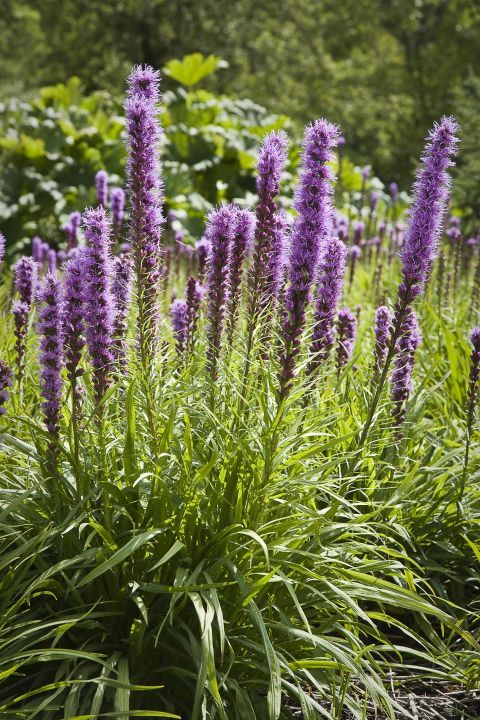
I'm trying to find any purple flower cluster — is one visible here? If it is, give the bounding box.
[12,301,29,382]
[0,359,13,415]
[14,256,38,306]
[373,305,393,373]
[170,299,188,355]
[95,170,109,207]
[37,273,64,437]
[185,275,204,351]
[399,117,459,302]
[205,205,235,378]
[336,308,357,372]
[0,232,5,269]
[195,238,210,282]
[111,187,126,242]
[125,65,164,354]
[227,208,255,339]
[83,207,116,401]
[279,119,339,397]
[64,211,82,249]
[63,252,86,395]
[309,236,347,372]
[391,307,421,427]
[112,254,133,367]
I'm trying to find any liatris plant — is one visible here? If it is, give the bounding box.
[308,235,347,374]
[125,64,164,363]
[37,272,64,455]
[32,236,42,264]
[83,207,116,403]
[391,307,421,432]
[0,232,5,269]
[373,305,393,376]
[112,254,133,368]
[14,256,38,306]
[336,307,357,373]
[170,299,188,355]
[185,275,204,353]
[64,211,82,249]
[278,119,339,399]
[111,187,126,242]
[226,208,255,342]
[12,301,29,383]
[266,209,290,307]
[63,252,86,412]
[47,249,57,273]
[0,359,13,415]
[205,204,235,380]
[95,169,109,207]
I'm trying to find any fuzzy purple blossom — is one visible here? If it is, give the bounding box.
[278,119,339,397]
[82,207,116,401]
[47,249,57,274]
[63,252,86,398]
[0,359,13,415]
[389,182,398,204]
[336,307,357,372]
[309,236,347,372]
[185,275,204,351]
[170,299,188,355]
[349,244,361,286]
[226,208,255,340]
[125,64,164,357]
[95,170,109,207]
[205,204,236,378]
[399,117,459,302]
[37,273,64,438]
[64,211,82,249]
[14,256,38,306]
[250,131,288,312]
[370,191,379,211]
[32,236,42,263]
[391,307,421,428]
[0,232,5,269]
[111,187,126,242]
[112,254,133,368]
[373,305,393,374]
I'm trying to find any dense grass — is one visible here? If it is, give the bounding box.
[1,230,479,719]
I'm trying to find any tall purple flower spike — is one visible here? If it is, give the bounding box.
[32,236,43,264]
[205,204,236,379]
[12,300,29,382]
[309,236,347,373]
[112,254,133,368]
[0,232,5,269]
[250,131,288,311]
[37,273,64,438]
[63,251,86,399]
[14,256,38,306]
[125,64,164,357]
[373,305,393,374]
[170,299,188,355]
[196,237,210,282]
[111,187,126,242]
[399,117,459,303]
[185,275,204,351]
[95,170,109,207]
[226,208,255,340]
[391,307,421,429]
[336,307,357,372]
[82,207,116,402]
[0,359,13,415]
[278,119,339,398]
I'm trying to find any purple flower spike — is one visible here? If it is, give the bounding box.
[251,130,288,309]
[205,204,236,379]
[336,307,357,372]
[125,64,164,356]
[400,117,459,302]
[32,236,42,263]
[47,249,57,274]
[14,256,38,307]
[111,187,126,242]
[83,207,116,402]
[466,328,480,454]
[37,273,64,439]
[391,307,421,429]
[196,237,211,282]
[185,275,204,351]
[95,170,109,207]
[389,182,398,204]
[63,251,86,398]
[370,191,379,211]
[112,254,133,368]
[373,305,393,373]
[309,236,347,372]
[0,232,5,269]
[227,208,255,338]
[279,119,339,397]
[170,298,188,355]
[64,211,82,249]
[0,359,13,415]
